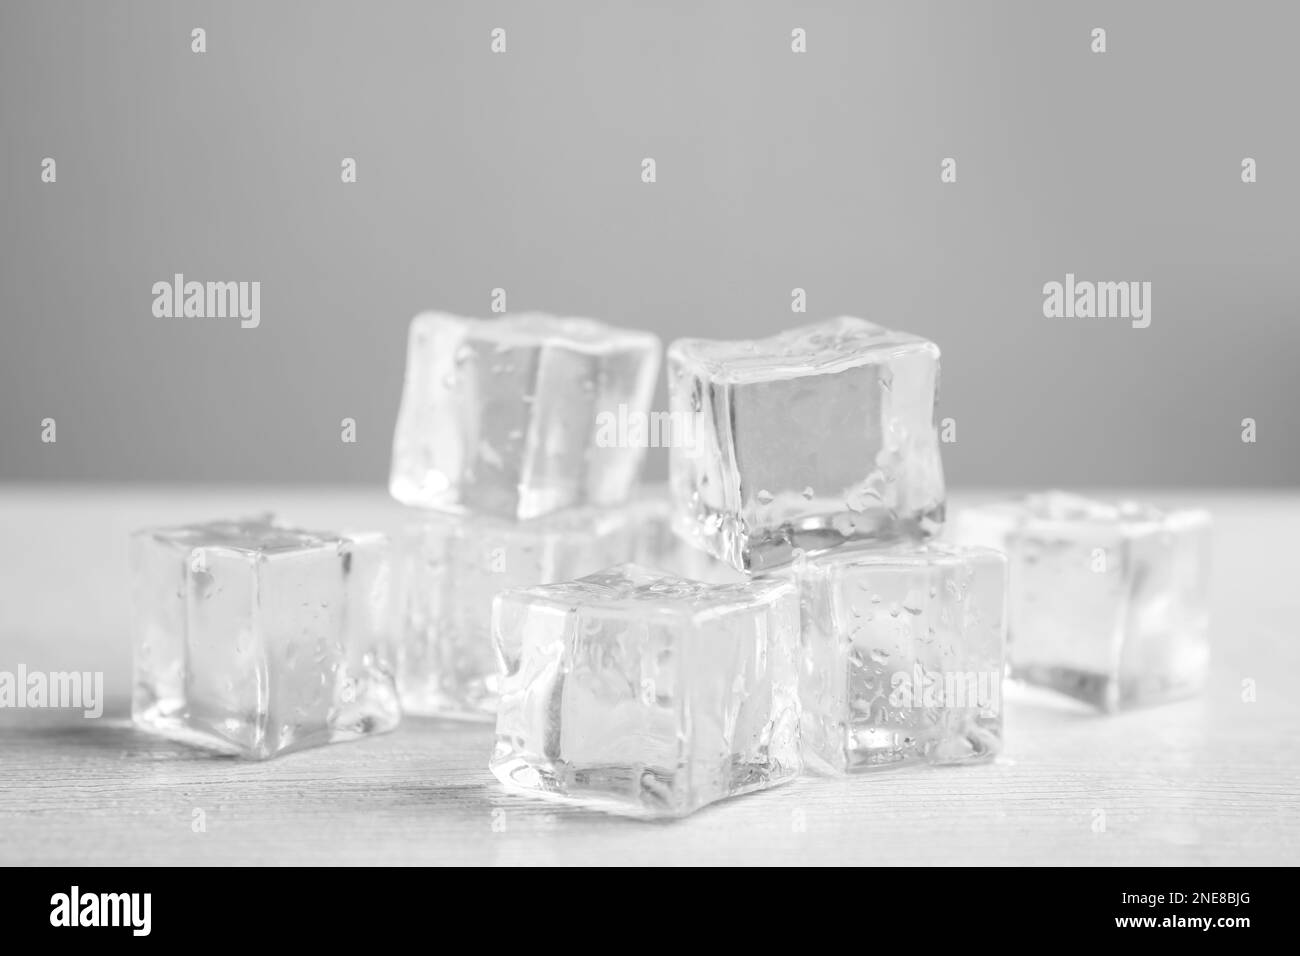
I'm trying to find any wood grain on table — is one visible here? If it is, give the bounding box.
[1,487,1296,866]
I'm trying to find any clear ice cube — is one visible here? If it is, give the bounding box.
[390,312,661,520]
[490,564,802,817]
[797,542,1006,774]
[668,316,945,572]
[951,491,1211,712]
[396,502,657,720]
[130,516,400,758]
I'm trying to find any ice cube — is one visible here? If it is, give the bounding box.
[668,317,944,572]
[797,542,1006,774]
[950,491,1211,712]
[130,516,399,759]
[396,502,658,720]
[490,564,801,817]
[390,312,661,520]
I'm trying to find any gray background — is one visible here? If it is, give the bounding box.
[2,0,1296,487]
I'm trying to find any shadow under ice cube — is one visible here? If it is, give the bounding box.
[490,564,802,818]
[668,316,945,573]
[130,516,399,758]
[389,311,661,521]
[798,542,1007,774]
[951,491,1212,712]
[396,502,657,721]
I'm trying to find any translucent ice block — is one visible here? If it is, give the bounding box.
[797,542,1006,774]
[390,311,661,520]
[396,502,658,720]
[631,485,751,585]
[130,516,399,759]
[950,491,1211,712]
[491,564,802,817]
[668,317,945,572]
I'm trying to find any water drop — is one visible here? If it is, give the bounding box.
[832,513,857,537]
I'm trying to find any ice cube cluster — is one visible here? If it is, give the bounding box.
[480,315,1007,815]
[128,312,1212,819]
[388,313,663,718]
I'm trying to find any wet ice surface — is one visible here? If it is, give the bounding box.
[490,564,802,818]
[389,312,661,521]
[631,488,751,585]
[951,491,1212,712]
[395,501,658,721]
[130,515,399,759]
[668,317,944,573]
[796,542,1006,774]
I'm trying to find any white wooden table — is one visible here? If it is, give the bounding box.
[1,487,1296,865]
